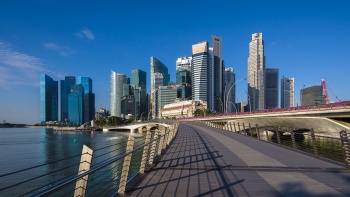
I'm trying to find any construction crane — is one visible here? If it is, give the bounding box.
[321,79,341,104]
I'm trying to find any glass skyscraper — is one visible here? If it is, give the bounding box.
[224,67,236,113]
[192,42,209,105]
[158,86,177,119]
[110,71,127,117]
[176,57,192,99]
[40,74,58,125]
[281,77,295,108]
[60,76,76,122]
[212,35,224,113]
[131,69,147,117]
[68,84,84,124]
[77,76,92,94]
[248,33,265,111]
[265,68,279,109]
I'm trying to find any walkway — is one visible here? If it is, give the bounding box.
[125,123,350,196]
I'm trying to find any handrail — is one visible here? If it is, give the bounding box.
[32,131,170,197]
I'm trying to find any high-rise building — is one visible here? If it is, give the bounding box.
[131,69,147,118]
[120,95,135,118]
[176,56,192,99]
[40,74,58,125]
[77,76,92,93]
[265,68,279,109]
[150,56,170,119]
[110,71,127,117]
[77,76,95,123]
[224,67,236,113]
[301,85,324,106]
[68,84,84,124]
[192,42,209,106]
[157,86,177,118]
[281,77,295,108]
[212,35,224,113]
[60,76,75,122]
[248,33,265,110]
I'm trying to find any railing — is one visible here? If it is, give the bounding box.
[0,123,179,197]
[196,121,350,167]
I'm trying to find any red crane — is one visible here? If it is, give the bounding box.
[321,79,330,104]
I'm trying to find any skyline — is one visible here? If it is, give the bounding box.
[1,0,350,124]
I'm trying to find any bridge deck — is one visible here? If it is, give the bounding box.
[125,123,350,196]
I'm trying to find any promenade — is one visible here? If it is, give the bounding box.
[125,123,350,197]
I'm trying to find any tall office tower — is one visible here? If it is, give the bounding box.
[248,33,266,111]
[208,47,214,111]
[281,77,295,108]
[192,42,209,106]
[224,67,236,113]
[157,86,177,118]
[265,68,279,109]
[212,35,224,113]
[77,76,95,123]
[40,74,58,125]
[110,71,127,117]
[150,56,170,119]
[68,84,84,125]
[176,56,192,99]
[300,85,324,106]
[60,76,75,122]
[131,69,147,118]
[120,95,135,118]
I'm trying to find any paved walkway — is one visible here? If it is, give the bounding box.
[125,123,350,196]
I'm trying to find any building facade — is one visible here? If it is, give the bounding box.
[161,100,208,119]
[110,71,127,117]
[212,35,224,113]
[120,95,136,118]
[40,74,58,125]
[68,84,84,125]
[301,85,325,106]
[224,67,236,113]
[281,77,295,108]
[248,33,265,110]
[157,86,177,119]
[192,42,210,107]
[60,76,76,122]
[176,56,192,99]
[131,69,147,118]
[265,68,279,109]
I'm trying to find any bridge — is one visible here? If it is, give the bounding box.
[1,105,350,196]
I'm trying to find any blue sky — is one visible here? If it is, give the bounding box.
[1,0,350,124]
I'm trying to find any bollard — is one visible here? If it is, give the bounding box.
[118,135,135,194]
[256,124,260,140]
[291,131,297,150]
[310,129,319,157]
[149,130,159,164]
[340,130,350,167]
[74,145,93,197]
[139,131,151,173]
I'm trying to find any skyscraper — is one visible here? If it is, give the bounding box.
[77,76,92,93]
[192,42,209,105]
[131,69,147,118]
[248,33,265,110]
[265,68,279,109]
[68,84,84,124]
[40,74,58,125]
[301,85,324,106]
[281,77,295,108]
[150,56,170,119]
[76,76,95,123]
[110,71,127,117]
[60,76,75,122]
[158,86,177,119]
[176,56,192,99]
[224,67,236,113]
[212,35,224,113]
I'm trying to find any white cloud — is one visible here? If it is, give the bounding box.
[75,27,95,40]
[43,42,74,56]
[0,41,65,89]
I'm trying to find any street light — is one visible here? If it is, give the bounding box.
[228,100,237,113]
[225,78,247,114]
[140,112,145,121]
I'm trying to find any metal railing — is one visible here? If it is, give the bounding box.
[196,121,350,167]
[0,123,179,197]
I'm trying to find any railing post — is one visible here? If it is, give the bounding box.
[139,131,151,173]
[238,123,241,133]
[310,128,319,157]
[74,145,93,197]
[276,129,281,145]
[149,130,159,164]
[234,122,237,132]
[256,124,260,140]
[265,126,269,141]
[243,123,247,135]
[158,128,165,155]
[340,130,350,167]
[291,131,297,150]
[118,135,135,194]
[249,123,253,137]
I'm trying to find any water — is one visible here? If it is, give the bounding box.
[0,128,137,196]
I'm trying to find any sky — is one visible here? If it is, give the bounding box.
[0,0,350,124]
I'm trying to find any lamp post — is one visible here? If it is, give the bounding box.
[140,112,145,121]
[228,100,237,113]
[225,78,247,114]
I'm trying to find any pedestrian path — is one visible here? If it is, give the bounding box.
[125,123,350,196]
